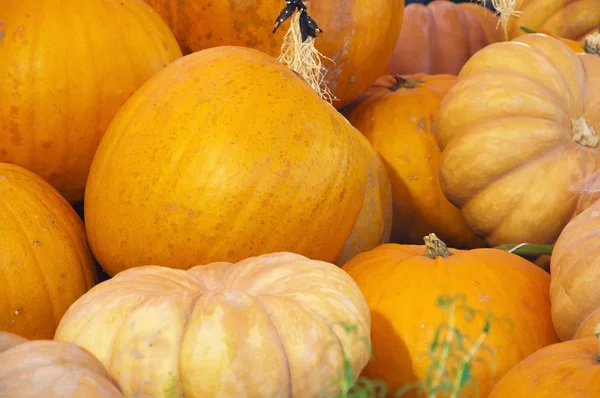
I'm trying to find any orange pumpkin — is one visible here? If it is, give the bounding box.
[141,0,405,109]
[0,163,96,339]
[488,328,600,397]
[0,331,123,397]
[342,235,559,396]
[55,252,371,397]
[335,133,393,265]
[342,73,484,249]
[435,34,600,247]
[551,199,600,341]
[0,0,182,202]
[505,0,600,42]
[84,46,368,275]
[390,0,501,75]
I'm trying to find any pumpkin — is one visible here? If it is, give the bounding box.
[390,0,502,76]
[342,74,484,249]
[550,199,600,341]
[435,33,600,247]
[0,0,182,202]
[519,26,586,53]
[0,163,96,340]
[84,46,368,275]
[342,234,559,396]
[141,0,405,109]
[334,133,393,266]
[488,327,600,397]
[0,331,123,397]
[55,252,371,397]
[505,0,600,42]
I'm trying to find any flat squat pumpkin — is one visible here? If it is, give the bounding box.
[435,34,600,246]
[55,252,371,397]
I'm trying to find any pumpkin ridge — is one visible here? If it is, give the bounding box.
[0,187,59,330]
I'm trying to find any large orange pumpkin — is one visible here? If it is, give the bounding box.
[84,46,368,275]
[141,0,405,109]
[488,328,600,397]
[342,234,559,396]
[334,133,393,265]
[390,0,501,75]
[0,331,123,397]
[0,0,182,202]
[435,34,600,247]
[505,0,600,41]
[55,252,371,397]
[551,199,600,341]
[0,163,96,339]
[342,74,484,249]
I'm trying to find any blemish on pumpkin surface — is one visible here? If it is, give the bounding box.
[476,292,489,303]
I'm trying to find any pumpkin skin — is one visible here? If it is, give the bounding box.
[0,332,123,397]
[488,333,600,397]
[390,0,501,76]
[551,200,600,341]
[0,163,96,339]
[506,0,600,41]
[334,133,393,265]
[342,74,485,249]
[435,34,600,247]
[0,0,182,202]
[141,0,405,109]
[342,237,559,396]
[54,252,371,397]
[84,46,367,276]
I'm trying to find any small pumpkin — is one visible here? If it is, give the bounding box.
[55,252,371,397]
[551,199,600,341]
[435,33,600,247]
[0,331,123,397]
[390,0,502,75]
[505,0,600,42]
[488,326,600,397]
[0,0,182,202]
[334,133,393,265]
[342,74,484,249]
[342,234,559,396]
[84,46,369,275]
[141,0,405,109]
[0,163,96,339]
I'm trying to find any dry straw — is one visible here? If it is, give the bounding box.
[276,6,336,104]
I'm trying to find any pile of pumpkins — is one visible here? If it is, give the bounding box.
[1,0,600,396]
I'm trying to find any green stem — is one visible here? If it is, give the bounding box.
[428,300,456,397]
[520,26,537,34]
[495,243,554,256]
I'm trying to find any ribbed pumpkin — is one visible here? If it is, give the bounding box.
[342,235,559,396]
[0,0,182,202]
[0,163,96,339]
[55,252,371,397]
[435,34,600,247]
[141,0,404,109]
[390,0,501,75]
[488,328,600,397]
[551,199,600,341]
[0,332,123,397]
[505,0,600,41]
[334,133,393,265]
[342,74,484,249]
[84,46,368,276]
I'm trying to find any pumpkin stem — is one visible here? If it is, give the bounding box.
[273,0,336,103]
[571,116,599,148]
[519,26,537,34]
[584,25,600,56]
[424,233,452,259]
[388,75,425,92]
